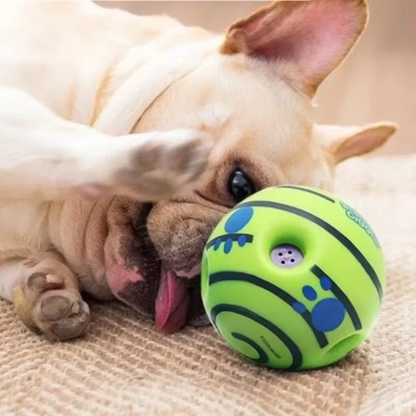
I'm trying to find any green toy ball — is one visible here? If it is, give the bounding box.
[201,186,385,370]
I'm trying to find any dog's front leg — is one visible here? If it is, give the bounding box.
[0,87,210,201]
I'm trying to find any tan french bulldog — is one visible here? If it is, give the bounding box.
[0,0,396,340]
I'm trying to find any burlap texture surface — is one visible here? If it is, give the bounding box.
[0,156,415,416]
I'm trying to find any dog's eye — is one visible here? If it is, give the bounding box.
[228,170,255,202]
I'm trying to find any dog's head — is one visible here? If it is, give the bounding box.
[89,0,396,332]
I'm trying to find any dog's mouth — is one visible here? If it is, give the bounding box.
[106,202,203,333]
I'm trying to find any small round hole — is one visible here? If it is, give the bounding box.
[271,244,303,269]
[326,334,364,362]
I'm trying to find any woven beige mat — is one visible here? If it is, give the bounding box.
[1,156,415,416]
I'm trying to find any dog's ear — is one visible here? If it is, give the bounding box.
[317,123,398,163]
[221,0,368,96]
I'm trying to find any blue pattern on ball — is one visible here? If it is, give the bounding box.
[311,299,346,332]
[302,285,317,301]
[225,207,254,233]
[238,235,247,247]
[214,239,221,251]
[224,239,233,254]
[320,277,332,291]
[293,302,307,314]
[293,280,346,332]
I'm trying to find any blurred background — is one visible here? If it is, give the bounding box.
[98,1,415,155]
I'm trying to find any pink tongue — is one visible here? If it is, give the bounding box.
[155,270,190,333]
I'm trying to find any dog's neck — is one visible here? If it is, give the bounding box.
[91,27,220,136]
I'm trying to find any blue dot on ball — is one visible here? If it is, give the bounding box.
[311,299,346,332]
[224,207,254,233]
[320,277,332,291]
[293,302,307,314]
[302,285,317,301]
[213,239,221,251]
[224,239,233,254]
[238,235,247,247]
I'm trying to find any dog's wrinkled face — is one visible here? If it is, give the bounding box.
[101,0,396,332]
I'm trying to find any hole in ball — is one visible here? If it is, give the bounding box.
[326,334,365,362]
[271,244,303,269]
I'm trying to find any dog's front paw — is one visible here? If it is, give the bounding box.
[14,259,90,341]
[74,129,211,201]
[28,273,90,341]
[115,129,211,200]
